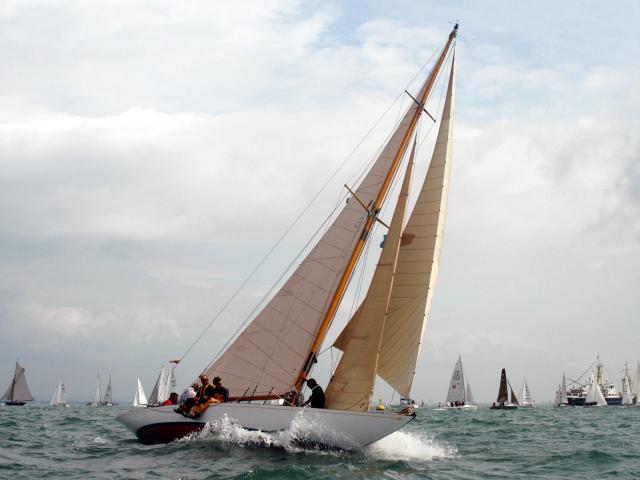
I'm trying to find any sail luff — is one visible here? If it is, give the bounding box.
[204,25,459,400]
[324,138,417,412]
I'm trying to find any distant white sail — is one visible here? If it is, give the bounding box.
[50,377,68,406]
[1,362,34,402]
[465,382,476,406]
[561,373,568,404]
[585,373,607,406]
[103,375,113,404]
[90,375,101,405]
[635,363,640,404]
[133,378,148,407]
[622,377,632,405]
[521,378,534,407]
[147,366,164,405]
[553,385,562,406]
[445,356,466,404]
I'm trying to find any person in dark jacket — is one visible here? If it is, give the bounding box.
[303,378,325,408]
[211,376,229,403]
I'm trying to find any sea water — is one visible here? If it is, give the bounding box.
[1,403,638,479]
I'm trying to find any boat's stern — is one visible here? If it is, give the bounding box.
[117,406,205,444]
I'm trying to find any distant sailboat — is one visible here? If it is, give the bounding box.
[584,373,607,406]
[133,378,148,407]
[50,377,69,407]
[490,368,518,410]
[103,374,116,405]
[465,382,477,408]
[437,356,477,410]
[88,375,102,406]
[520,378,535,408]
[621,376,633,406]
[147,364,176,406]
[554,373,569,407]
[119,23,460,446]
[1,361,34,406]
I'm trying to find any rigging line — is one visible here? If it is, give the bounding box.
[178,39,448,366]
[198,197,346,376]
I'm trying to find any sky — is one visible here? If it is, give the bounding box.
[1,0,639,404]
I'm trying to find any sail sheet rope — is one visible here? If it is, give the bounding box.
[174,42,447,371]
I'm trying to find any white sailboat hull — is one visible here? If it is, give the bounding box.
[434,404,478,411]
[117,403,415,448]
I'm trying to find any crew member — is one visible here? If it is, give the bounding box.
[302,378,325,408]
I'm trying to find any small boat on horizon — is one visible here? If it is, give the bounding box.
[584,373,607,406]
[520,377,535,408]
[50,377,69,407]
[436,355,477,410]
[1,361,34,406]
[490,368,519,410]
[133,378,148,407]
[553,373,569,407]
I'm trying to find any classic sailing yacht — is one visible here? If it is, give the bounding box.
[1,361,34,406]
[119,24,459,447]
[520,378,535,408]
[490,368,519,410]
[133,378,148,407]
[50,377,69,407]
[437,356,477,410]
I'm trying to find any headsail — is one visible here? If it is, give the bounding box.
[1,362,34,402]
[133,378,148,407]
[324,138,416,411]
[561,373,568,404]
[92,375,101,405]
[510,386,519,406]
[585,373,607,406]
[147,366,164,405]
[465,381,476,406]
[334,54,457,398]
[445,355,466,404]
[203,28,458,400]
[621,376,632,405]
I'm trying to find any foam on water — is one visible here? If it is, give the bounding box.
[178,412,451,461]
[366,430,457,462]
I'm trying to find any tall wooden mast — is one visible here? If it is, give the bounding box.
[294,24,458,393]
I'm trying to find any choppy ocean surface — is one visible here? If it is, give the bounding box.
[1,403,639,479]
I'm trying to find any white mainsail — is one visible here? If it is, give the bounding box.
[147,366,164,405]
[465,381,476,406]
[621,376,632,405]
[324,138,416,411]
[202,50,455,401]
[335,56,457,399]
[103,375,113,404]
[561,373,568,404]
[445,355,466,404]
[585,373,607,406]
[50,377,68,406]
[1,361,34,403]
[521,378,534,407]
[553,385,562,406]
[91,375,101,405]
[133,378,148,407]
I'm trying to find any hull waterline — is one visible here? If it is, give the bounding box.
[117,403,415,448]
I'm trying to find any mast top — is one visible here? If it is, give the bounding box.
[450,23,459,39]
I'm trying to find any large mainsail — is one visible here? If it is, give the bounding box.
[203,33,457,399]
[521,378,533,406]
[324,140,416,411]
[445,355,466,404]
[621,377,632,405]
[1,362,34,403]
[334,56,456,398]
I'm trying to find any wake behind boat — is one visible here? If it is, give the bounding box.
[118,23,459,448]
